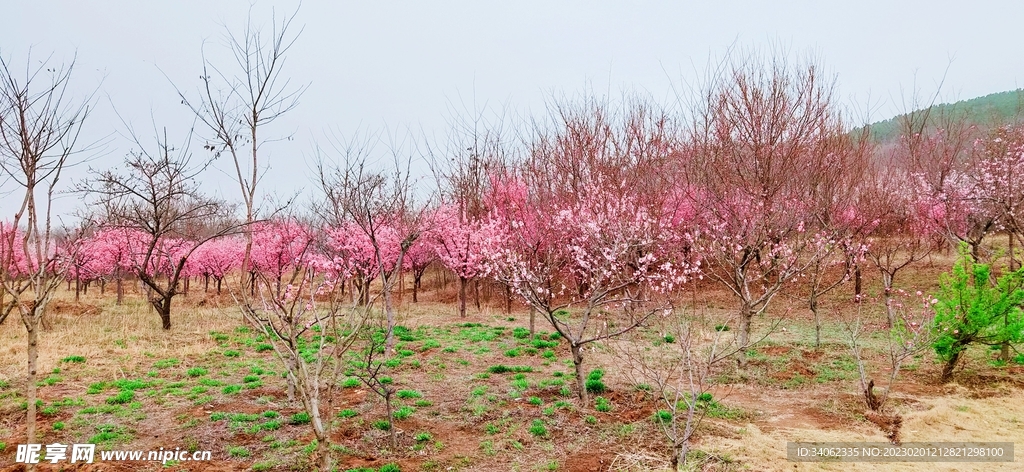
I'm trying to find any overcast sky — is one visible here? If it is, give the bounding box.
[3,1,1023,219]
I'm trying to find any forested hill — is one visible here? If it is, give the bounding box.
[868,89,1024,141]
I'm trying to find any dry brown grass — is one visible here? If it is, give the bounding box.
[0,287,243,388]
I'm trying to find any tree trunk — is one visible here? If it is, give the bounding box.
[116,275,124,306]
[737,302,754,368]
[25,317,39,446]
[529,306,536,336]
[384,280,396,354]
[882,272,895,328]
[854,265,862,297]
[74,276,80,302]
[474,278,480,310]
[459,276,467,318]
[413,273,421,303]
[571,343,587,404]
[810,293,821,348]
[384,392,397,449]
[941,350,961,383]
[152,296,173,330]
[505,285,512,314]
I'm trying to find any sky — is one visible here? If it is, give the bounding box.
[2,1,1023,220]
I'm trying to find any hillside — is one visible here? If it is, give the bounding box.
[868,89,1024,141]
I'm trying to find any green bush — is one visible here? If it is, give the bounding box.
[290,412,311,425]
[933,247,1024,382]
[528,419,547,437]
[585,368,606,394]
[393,406,414,420]
[341,377,360,388]
[61,355,86,363]
[186,367,208,377]
[595,396,611,412]
[396,389,422,399]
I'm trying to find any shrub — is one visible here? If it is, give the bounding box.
[528,396,542,406]
[528,419,547,437]
[290,412,311,425]
[341,377,360,388]
[396,389,422,399]
[595,396,611,412]
[337,409,358,418]
[223,350,241,358]
[186,367,208,377]
[654,410,672,423]
[393,406,414,420]
[933,248,1024,382]
[221,385,241,395]
[585,369,606,394]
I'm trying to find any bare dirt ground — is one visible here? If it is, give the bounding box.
[0,264,1021,471]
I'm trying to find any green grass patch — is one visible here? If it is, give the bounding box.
[488,365,533,374]
[61,355,86,364]
[106,390,135,405]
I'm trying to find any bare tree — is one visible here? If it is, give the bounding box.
[0,53,89,451]
[844,291,935,444]
[84,126,234,329]
[178,5,305,295]
[618,310,742,470]
[237,228,367,471]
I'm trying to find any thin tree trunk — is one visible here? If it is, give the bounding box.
[737,302,753,368]
[941,350,961,383]
[459,276,467,318]
[25,317,39,446]
[474,278,480,310]
[571,343,587,404]
[810,293,821,348]
[882,272,895,328]
[505,284,512,314]
[529,306,536,336]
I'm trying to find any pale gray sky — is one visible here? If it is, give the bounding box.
[2,1,1022,218]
